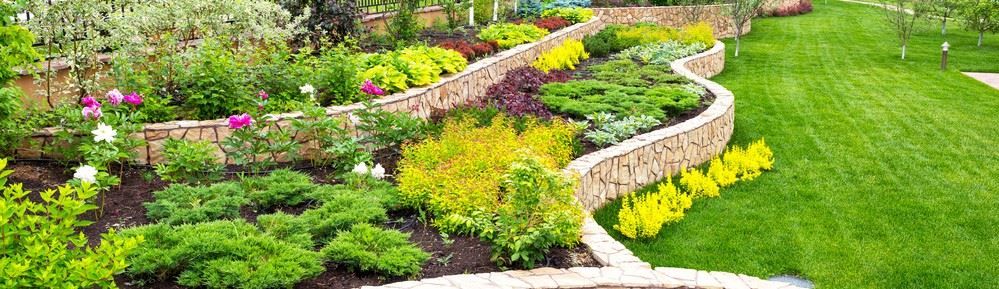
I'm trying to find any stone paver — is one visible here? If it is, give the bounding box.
[964,72,999,90]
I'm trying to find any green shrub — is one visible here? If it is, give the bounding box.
[0,9,40,158]
[298,193,388,241]
[477,23,550,49]
[0,160,143,288]
[540,7,594,23]
[615,40,707,65]
[256,211,315,249]
[532,39,589,73]
[307,174,403,209]
[582,113,661,147]
[121,220,324,289]
[315,45,364,105]
[539,80,701,119]
[582,26,626,58]
[175,38,254,120]
[588,59,688,87]
[320,223,430,277]
[154,138,224,184]
[678,22,715,48]
[485,156,583,268]
[354,102,431,151]
[144,182,248,225]
[241,169,317,208]
[359,46,467,94]
[614,24,679,48]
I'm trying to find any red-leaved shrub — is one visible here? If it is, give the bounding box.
[769,0,813,17]
[477,67,572,118]
[533,16,572,32]
[439,40,499,60]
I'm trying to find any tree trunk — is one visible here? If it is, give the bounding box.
[901,44,906,60]
[492,0,499,22]
[941,19,946,35]
[469,0,475,27]
[980,31,985,47]
[735,35,741,57]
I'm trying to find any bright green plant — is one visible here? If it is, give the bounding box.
[582,25,627,57]
[532,38,589,73]
[315,43,365,105]
[387,0,423,45]
[484,156,583,268]
[354,102,431,153]
[614,24,679,48]
[241,169,317,209]
[144,182,248,225]
[0,159,143,288]
[360,64,409,93]
[0,3,38,158]
[120,220,324,289]
[539,80,701,120]
[297,193,388,241]
[154,138,224,184]
[477,23,550,48]
[588,59,689,87]
[540,7,594,23]
[615,40,707,65]
[256,211,315,249]
[292,104,372,171]
[175,39,255,120]
[221,112,300,173]
[320,223,430,277]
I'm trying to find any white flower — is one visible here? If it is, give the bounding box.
[300,84,316,95]
[73,165,98,183]
[371,164,386,179]
[351,162,369,175]
[91,123,117,143]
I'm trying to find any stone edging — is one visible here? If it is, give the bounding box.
[363,41,807,289]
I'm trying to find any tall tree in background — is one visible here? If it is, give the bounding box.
[931,0,962,34]
[679,0,715,24]
[960,0,999,46]
[880,0,925,59]
[726,0,766,57]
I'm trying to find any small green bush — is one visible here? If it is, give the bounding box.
[144,182,248,225]
[307,174,402,209]
[320,223,430,277]
[540,7,594,23]
[582,26,626,58]
[614,40,707,65]
[154,138,224,184]
[121,220,324,289]
[241,169,317,208]
[588,59,688,87]
[298,193,388,241]
[256,211,315,249]
[477,23,550,49]
[539,80,701,119]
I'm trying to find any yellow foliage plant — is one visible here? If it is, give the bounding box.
[721,138,775,181]
[680,167,720,198]
[707,156,738,187]
[532,39,589,73]
[614,177,692,239]
[396,114,578,225]
[678,22,715,48]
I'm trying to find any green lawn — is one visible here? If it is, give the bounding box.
[592,2,999,288]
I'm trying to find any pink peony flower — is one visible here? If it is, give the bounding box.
[106,89,124,106]
[228,113,253,129]
[360,79,384,96]
[258,90,269,100]
[82,106,103,120]
[124,92,143,106]
[81,96,101,108]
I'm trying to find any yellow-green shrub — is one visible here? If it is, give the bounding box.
[614,177,692,239]
[615,25,679,48]
[678,22,715,48]
[540,7,594,24]
[707,156,737,187]
[721,138,775,181]
[532,39,590,73]
[680,168,720,198]
[396,114,578,219]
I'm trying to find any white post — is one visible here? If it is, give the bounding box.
[492,0,499,22]
[514,0,518,14]
[469,0,475,26]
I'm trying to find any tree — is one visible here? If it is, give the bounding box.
[931,0,962,34]
[726,0,766,57]
[678,0,715,24]
[960,0,999,46]
[880,0,926,59]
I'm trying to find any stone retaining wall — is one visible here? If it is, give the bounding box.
[566,41,732,213]
[593,5,750,38]
[14,18,608,165]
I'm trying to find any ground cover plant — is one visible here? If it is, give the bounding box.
[592,2,999,288]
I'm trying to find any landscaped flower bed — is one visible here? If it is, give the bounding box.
[0,0,742,286]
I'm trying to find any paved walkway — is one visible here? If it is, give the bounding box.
[963,72,999,90]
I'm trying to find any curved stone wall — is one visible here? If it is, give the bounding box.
[566,41,732,213]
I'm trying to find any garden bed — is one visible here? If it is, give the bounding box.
[6,158,598,289]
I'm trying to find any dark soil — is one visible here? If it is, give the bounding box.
[6,145,598,289]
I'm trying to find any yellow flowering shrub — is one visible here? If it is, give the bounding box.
[396,114,578,220]
[721,138,775,181]
[678,22,715,48]
[707,156,738,187]
[680,168,720,198]
[614,177,692,239]
[533,39,589,73]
